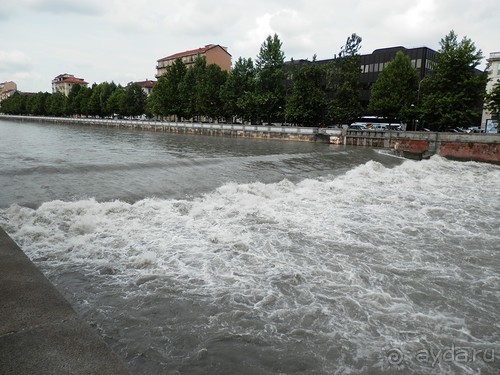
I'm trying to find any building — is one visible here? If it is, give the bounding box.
[481,52,500,132]
[156,44,231,77]
[309,46,438,106]
[357,46,437,104]
[0,81,17,102]
[52,74,88,96]
[129,80,156,96]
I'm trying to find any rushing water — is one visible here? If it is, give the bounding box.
[0,119,499,375]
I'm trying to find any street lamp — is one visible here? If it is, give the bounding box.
[410,104,416,131]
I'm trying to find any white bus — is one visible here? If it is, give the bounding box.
[349,116,405,131]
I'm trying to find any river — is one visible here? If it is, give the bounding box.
[0,119,499,374]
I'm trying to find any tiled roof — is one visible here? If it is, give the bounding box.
[158,44,229,62]
[59,77,88,84]
[134,80,155,88]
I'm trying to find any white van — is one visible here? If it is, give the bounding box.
[372,124,387,131]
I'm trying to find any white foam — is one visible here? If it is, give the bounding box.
[1,156,499,373]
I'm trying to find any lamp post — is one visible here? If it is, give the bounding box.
[416,78,425,131]
[410,104,416,131]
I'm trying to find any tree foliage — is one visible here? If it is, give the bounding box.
[120,84,147,117]
[368,51,419,122]
[255,34,286,124]
[285,56,327,126]
[221,57,256,122]
[420,30,488,130]
[149,58,187,120]
[326,33,363,124]
[2,31,491,131]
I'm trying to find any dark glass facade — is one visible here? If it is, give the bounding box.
[288,46,438,107]
[357,46,437,104]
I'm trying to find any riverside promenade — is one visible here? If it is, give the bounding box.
[0,227,130,375]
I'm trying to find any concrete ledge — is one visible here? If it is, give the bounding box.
[0,227,130,375]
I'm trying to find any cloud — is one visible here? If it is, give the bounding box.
[0,50,32,72]
[0,0,103,18]
[32,0,103,15]
[1,0,498,92]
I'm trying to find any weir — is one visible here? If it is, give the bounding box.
[0,227,131,374]
[2,115,499,163]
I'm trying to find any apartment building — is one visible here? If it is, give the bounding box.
[0,81,17,102]
[481,52,500,132]
[52,74,88,96]
[156,44,231,77]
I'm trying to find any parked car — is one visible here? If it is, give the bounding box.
[348,124,366,130]
[387,124,402,131]
[372,124,387,131]
[466,127,483,133]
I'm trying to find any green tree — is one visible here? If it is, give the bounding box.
[100,82,119,117]
[120,84,147,117]
[148,58,188,120]
[147,76,169,118]
[87,83,103,117]
[255,34,286,124]
[179,57,206,121]
[285,56,327,126]
[221,57,256,123]
[198,64,227,121]
[106,86,124,116]
[46,92,66,116]
[420,30,488,130]
[26,92,50,116]
[326,33,363,125]
[66,84,91,116]
[0,92,28,114]
[368,51,419,123]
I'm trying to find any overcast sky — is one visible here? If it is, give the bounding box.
[1,0,498,93]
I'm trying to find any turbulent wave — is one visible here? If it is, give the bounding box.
[1,156,499,374]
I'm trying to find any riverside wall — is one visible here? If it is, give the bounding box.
[0,115,320,142]
[343,129,500,164]
[2,115,500,163]
[0,227,131,375]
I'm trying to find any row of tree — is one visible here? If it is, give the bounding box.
[2,31,499,130]
[0,81,147,119]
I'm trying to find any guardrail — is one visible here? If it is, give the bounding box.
[0,115,319,135]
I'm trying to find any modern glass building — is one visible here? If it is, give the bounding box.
[357,46,438,104]
[288,46,438,107]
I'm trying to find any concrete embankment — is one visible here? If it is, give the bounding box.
[0,227,130,375]
[344,129,500,164]
[0,115,321,143]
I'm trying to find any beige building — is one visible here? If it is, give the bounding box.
[0,81,17,102]
[481,52,500,132]
[52,74,88,96]
[156,44,231,77]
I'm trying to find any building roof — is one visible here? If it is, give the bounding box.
[59,77,88,84]
[52,74,88,85]
[132,80,155,88]
[158,44,231,62]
